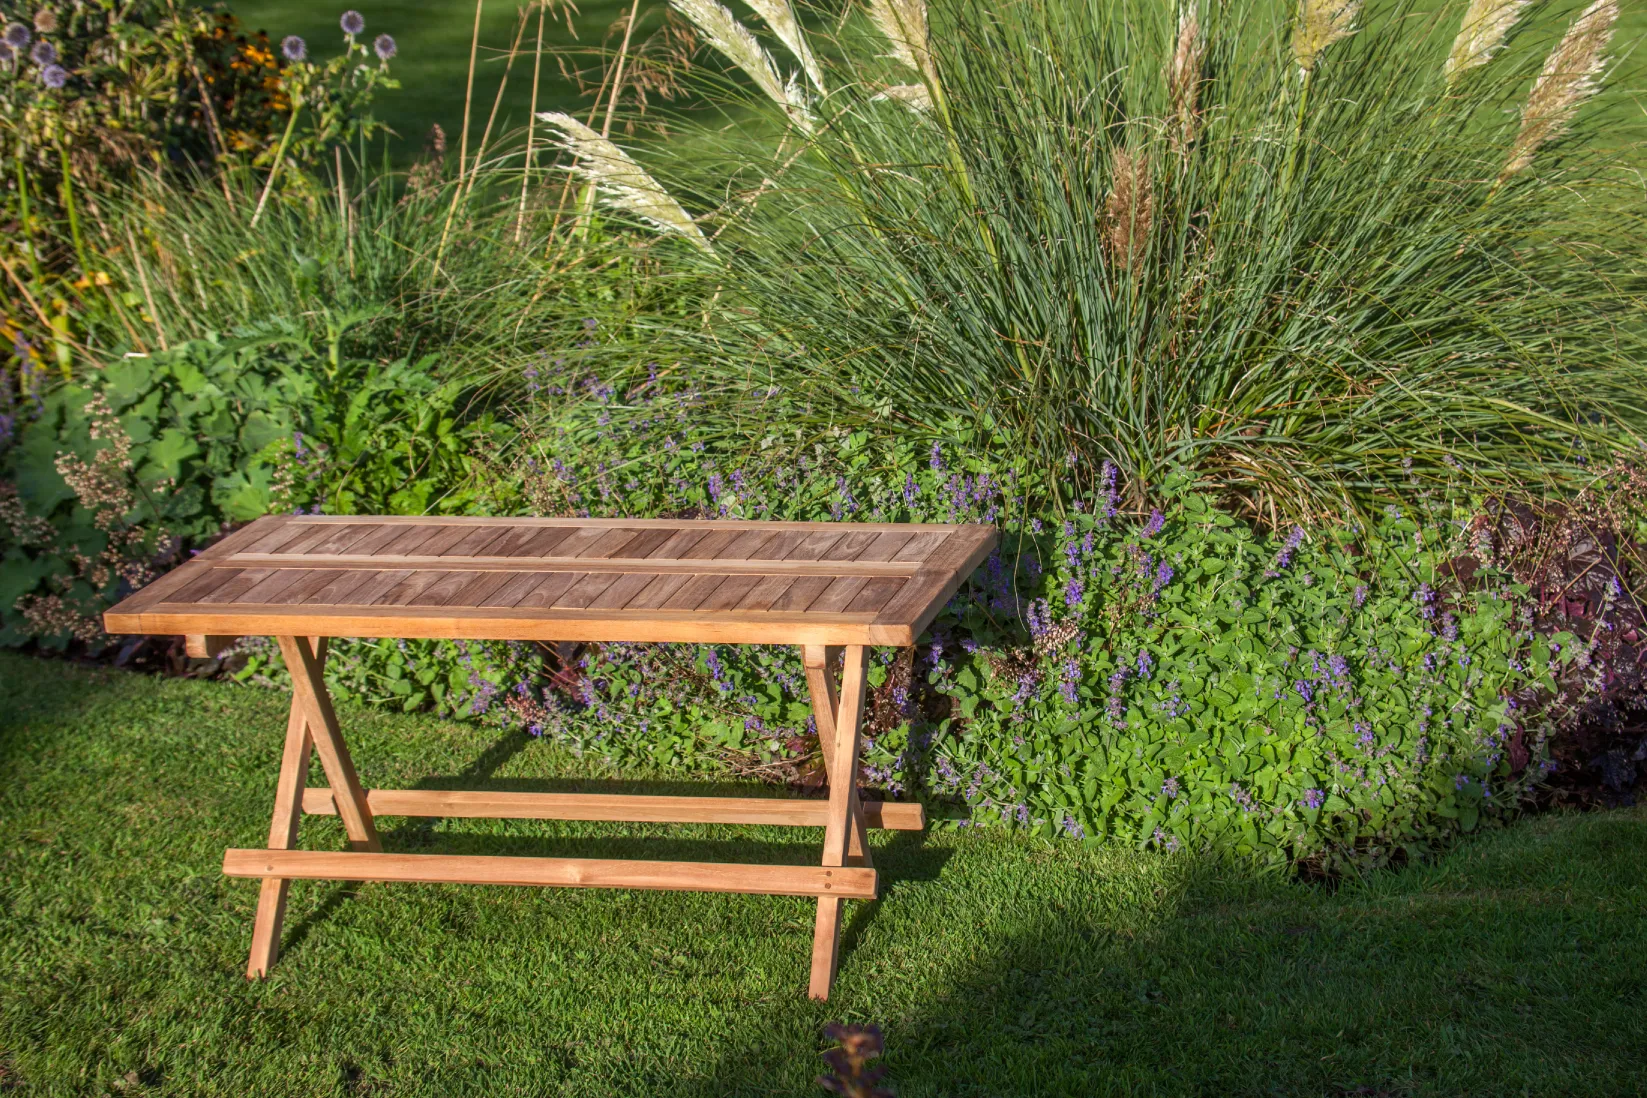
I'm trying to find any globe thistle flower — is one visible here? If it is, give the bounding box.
[29,40,53,65]
[340,10,364,35]
[281,34,306,61]
[3,23,30,49]
[373,33,396,60]
[39,62,66,88]
[33,9,57,33]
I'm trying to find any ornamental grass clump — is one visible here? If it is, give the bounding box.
[571,0,1647,520]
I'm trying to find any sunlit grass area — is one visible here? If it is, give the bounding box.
[2,652,1644,1096]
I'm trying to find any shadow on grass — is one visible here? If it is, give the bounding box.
[696,809,1647,1098]
[280,729,950,962]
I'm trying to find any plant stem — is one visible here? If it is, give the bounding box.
[574,0,643,242]
[463,5,531,207]
[250,96,303,229]
[15,140,43,285]
[517,0,546,245]
[435,0,488,283]
[57,145,91,277]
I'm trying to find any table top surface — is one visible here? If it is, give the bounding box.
[103,516,998,647]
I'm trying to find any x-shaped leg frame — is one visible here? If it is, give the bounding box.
[245,636,379,978]
[803,644,872,1000]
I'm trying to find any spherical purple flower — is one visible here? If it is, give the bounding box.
[373,33,396,60]
[340,10,365,35]
[39,62,66,88]
[4,23,31,50]
[28,39,53,65]
[281,34,306,61]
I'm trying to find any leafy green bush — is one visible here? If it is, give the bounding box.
[465,375,1626,872]
[0,327,502,646]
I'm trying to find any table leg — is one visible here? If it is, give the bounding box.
[803,646,870,867]
[247,637,325,979]
[808,644,870,1000]
[276,635,380,853]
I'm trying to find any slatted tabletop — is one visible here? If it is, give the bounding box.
[104,516,998,646]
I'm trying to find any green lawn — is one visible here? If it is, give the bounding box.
[1,651,1644,1096]
[228,0,633,158]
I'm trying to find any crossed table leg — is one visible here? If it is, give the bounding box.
[237,636,882,999]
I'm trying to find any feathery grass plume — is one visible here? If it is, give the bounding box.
[741,0,825,92]
[1292,0,1360,76]
[867,0,938,88]
[670,0,813,129]
[1103,146,1153,276]
[1168,10,1205,145]
[1500,0,1618,180]
[538,112,712,252]
[872,83,932,110]
[1444,0,1529,84]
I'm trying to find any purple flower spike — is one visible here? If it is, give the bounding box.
[39,62,66,88]
[374,33,396,60]
[1302,788,1325,810]
[281,35,307,61]
[29,40,54,65]
[340,10,365,34]
[1141,509,1165,537]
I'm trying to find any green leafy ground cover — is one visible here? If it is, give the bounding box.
[2,652,1645,1096]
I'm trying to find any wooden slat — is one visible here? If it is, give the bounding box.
[222,849,877,900]
[513,571,582,609]
[555,572,624,610]
[300,787,925,829]
[680,528,745,560]
[214,553,921,578]
[231,567,319,605]
[439,569,516,607]
[892,531,950,562]
[808,577,871,614]
[301,524,381,557]
[112,603,891,646]
[847,577,905,614]
[538,526,617,558]
[619,527,684,559]
[644,528,710,560]
[403,570,483,606]
[405,525,480,558]
[379,570,450,606]
[170,565,244,604]
[855,531,915,562]
[478,570,555,607]
[586,570,661,611]
[823,532,880,561]
[199,568,275,604]
[303,566,382,606]
[662,572,733,611]
[572,527,645,559]
[770,576,833,613]
[872,526,999,639]
[785,530,847,561]
[695,574,761,612]
[620,573,692,611]
[486,525,574,558]
[335,522,437,559]
[236,517,309,555]
[220,515,969,533]
[438,525,513,557]
[338,568,415,607]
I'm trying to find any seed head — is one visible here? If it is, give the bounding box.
[1444,0,1529,84]
[1500,0,1618,180]
[1292,0,1360,77]
[1168,10,1205,145]
[1104,146,1154,277]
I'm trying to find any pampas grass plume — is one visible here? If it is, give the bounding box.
[1500,0,1618,179]
[1168,10,1205,145]
[1444,0,1530,84]
[867,0,938,88]
[1292,0,1360,76]
[538,112,713,252]
[741,0,825,93]
[670,0,813,129]
[1104,146,1153,276]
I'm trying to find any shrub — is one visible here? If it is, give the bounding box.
[0,328,504,647]
[473,373,1640,871]
[537,0,1647,517]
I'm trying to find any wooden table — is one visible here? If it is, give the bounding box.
[103,515,995,999]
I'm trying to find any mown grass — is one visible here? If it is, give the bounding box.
[1,651,1644,1095]
[227,0,631,156]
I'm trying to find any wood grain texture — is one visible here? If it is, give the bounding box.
[103,518,998,646]
[222,849,878,900]
[299,787,924,829]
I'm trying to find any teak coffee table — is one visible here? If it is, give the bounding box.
[103,515,995,999]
